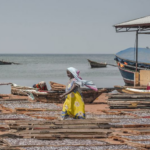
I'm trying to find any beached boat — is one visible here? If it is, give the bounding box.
[114,16,150,86]
[32,88,107,103]
[11,85,107,103]
[114,48,150,85]
[87,59,107,68]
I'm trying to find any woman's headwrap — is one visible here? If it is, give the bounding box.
[67,67,98,91]
[39,81,46,88]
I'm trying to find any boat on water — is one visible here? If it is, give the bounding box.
[114,48,150,85]
[0,60,12,65]
[87,59,107,68]
[0,60,20,65]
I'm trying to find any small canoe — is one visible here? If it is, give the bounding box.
[32,88,107,103]
[87,59,107,68]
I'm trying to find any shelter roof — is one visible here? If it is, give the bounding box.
[115,15,150,28]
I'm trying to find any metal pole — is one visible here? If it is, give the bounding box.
[136,30,138,72]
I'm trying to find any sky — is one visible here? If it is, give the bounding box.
[0,0,150,54]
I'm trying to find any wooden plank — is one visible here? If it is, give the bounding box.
[140,70,150,86]
[0,99,28,101]
[10,124,116,130]
[110,106,150,109]
[9,124,112,130]
[5,119,119,125]
[108,95,150,99]
[108,99,150,101]
[16,129,113,134]
[15,108,61,111]
[10,144,117,147]
[108,101,150,104]
[21,134,108,139]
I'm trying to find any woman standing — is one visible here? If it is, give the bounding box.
[60,67,97,120]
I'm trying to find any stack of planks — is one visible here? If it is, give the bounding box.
[108,93,150,109]
[50,81,66,91]
[3,119,117,140]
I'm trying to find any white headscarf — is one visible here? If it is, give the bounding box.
[67,67,98,91]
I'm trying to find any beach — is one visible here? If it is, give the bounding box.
[1,54,150,149]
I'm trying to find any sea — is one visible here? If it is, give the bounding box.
[0,54,124,94]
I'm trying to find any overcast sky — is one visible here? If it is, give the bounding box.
[0,0,150,54]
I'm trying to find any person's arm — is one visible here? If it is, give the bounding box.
[59,83,77,100]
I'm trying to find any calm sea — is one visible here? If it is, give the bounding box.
[0,54,124,94]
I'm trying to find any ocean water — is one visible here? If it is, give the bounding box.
[0,54,124,94]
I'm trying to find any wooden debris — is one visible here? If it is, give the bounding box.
[108,93,150,109]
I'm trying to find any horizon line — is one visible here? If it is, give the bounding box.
[0,53,115,55]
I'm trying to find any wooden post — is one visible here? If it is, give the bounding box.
[135,30,138,72]
[134,72,139,86]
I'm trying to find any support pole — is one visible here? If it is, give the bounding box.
[136,30,138,72]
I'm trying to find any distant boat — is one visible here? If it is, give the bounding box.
[0,60,20,65]
[87,59,107,68]
[0,60,12,65]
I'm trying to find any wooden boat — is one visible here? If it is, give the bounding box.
[0,60,20,65]
[11,83,107,103]
[0,60,12,65]
[87,59,107,68]
[32,88,107,103]
[115,48,150,86]
[11,85,107,103]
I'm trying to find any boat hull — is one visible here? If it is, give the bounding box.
[118,66,134,85]
[0,61,12,65]
[11,86,107,104]
[88,59,106,68]
[32,89,107,104]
